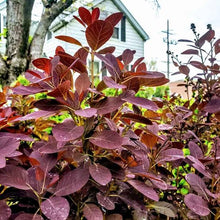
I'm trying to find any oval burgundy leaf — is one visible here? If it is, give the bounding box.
[89,163,112,185]
[127,179,159,201]
[53,119,84,142]
[91,7,100,23]
[105,12,123,27]
[75,108,97,117]
[55,168,89,196]
[13,85,47,95]
[34,99,66,111]
[188,141,203,159]
[181,49,199,55]
[86,20,113,51]
[32,58,51,74]
[106,214,123,220]
[83,204,103,220]
[190,61,207,71]
[55,35,82,46]
[122,49,135,66]
[96,192,115,210]
[103,76,126,89]
[0,165,29,190]
[0,200,11,219]
[41,196,70,220]
[97,46,115,54]
[79,7,92,26]
[179,65,190,75]
[185,173,207,196]
[15,213,43,220]
[121,92,158,111]
[184,193,210,216]
[90,130,123,149]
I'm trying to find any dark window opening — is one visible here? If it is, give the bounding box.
[101,61,107,78]
[112,27,119,39]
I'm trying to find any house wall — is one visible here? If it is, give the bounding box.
[43,0,145,63]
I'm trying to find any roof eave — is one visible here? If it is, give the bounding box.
[111,0,149,41]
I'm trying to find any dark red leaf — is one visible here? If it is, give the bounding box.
[159,148,184,162]
[73,15,86,27]
[185,173,207,197]
[136,62,147,72]
[181,49,199,55]
[188,141,203,159]
[178,39,194,43]
[83,204,103,220]
[75,73,91,95]
[122,113,152,125]
[12,85,47,95]
[0,165,29,190]
[0,200,11,219]
[179,65,190,75]
[96,192,115,210]
[203,96,220,113]
[75,108,97,118]
[55,168,89,196]
[127,179,159,201]
[15,110,58,121]
[190,61,207,71]
[32,58,51,74]
[184,193,210,216]
[103,76,126,89]
[91,8,100,23]
[90,130,123,149]
[86,20,113,50]
[58,51,87,74]
[106,214,123,220]
[105,12,123,27]
[97,46,115,54]
[121,91,158,111]
[15,213,43,220]
[34,99,66,111]
[214,38,220,55]
[89,163,112,185]
[94,97,124,115]
[41,196,70,220]
[55,46,65,55]
[53,119,84,142]
[131,57,145,71]
[55,35,82,46]
[79,7,92,26]
[122,49,135,66]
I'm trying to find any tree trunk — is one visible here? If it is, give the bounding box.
[0,0,74,86]
[29,0,73,62]
[6,0,34,83]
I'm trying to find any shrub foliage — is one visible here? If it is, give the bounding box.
[0,8,219,220]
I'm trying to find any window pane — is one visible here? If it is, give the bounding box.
[112,27,119,39]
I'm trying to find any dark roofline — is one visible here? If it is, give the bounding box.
[111,0,149,41]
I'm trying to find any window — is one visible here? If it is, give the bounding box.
[112,27,119,39]
[89,61,100,81]
[47,30,52,40]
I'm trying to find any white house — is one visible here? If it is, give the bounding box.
[44,0,149,78]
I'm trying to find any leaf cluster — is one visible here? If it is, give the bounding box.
[0,8,219,220]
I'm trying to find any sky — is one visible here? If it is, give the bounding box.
[120,0,220,80]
